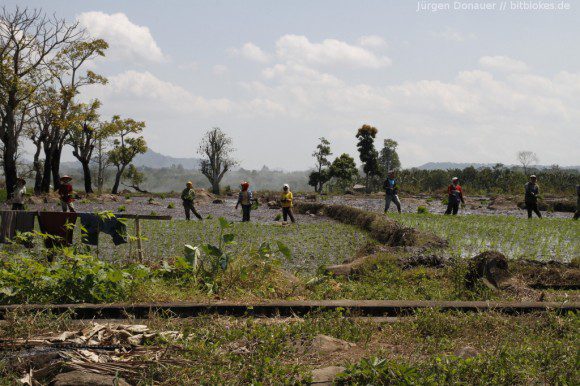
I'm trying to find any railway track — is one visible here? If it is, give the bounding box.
[0,300,577,320]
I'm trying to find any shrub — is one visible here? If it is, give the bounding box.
[167,202,175,209]
[0,253,148,304]
[417,206,429,214]
[117,205,126,212]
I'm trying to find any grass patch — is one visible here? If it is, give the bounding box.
[0,310,576,384]
[389,213,579,262]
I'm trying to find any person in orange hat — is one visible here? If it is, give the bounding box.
[235,181,253,222]
[58,175,75,212]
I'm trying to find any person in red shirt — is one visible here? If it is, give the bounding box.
[58,175,76,212]
[444,177,465,215]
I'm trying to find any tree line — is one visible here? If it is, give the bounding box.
[308,125,578,196]
[0,7,148,197]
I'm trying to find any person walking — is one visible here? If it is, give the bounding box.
[58,176,76,212]
[281,184,296,223]
[524,175,542,219]
[181,181,203,221]
[444,177,465,215]
[236,181,253,222]
[383,171,401,214]
[11,177,27,210]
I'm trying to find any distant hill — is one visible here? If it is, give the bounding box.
[132,149,201,169]
[417,162,580,171]
[417,162,493,170]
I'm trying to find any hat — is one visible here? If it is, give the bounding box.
[452,177,459,181]
[530,175,537,179]
[186,181,193,187]
[60,175,72,181]
[283,184,289,189]
[16,177,26,183]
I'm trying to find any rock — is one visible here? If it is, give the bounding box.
[465,251,510,290]
[310,334,355,354]
[53,370,131,386]
[325,255,373,277]
[311,366,346,385]
[455,346,479,359]
[267,201,280,209]
[212,199,224,204]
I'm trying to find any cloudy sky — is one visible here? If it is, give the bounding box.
[7,0,580,169]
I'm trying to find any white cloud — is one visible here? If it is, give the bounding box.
[358,35,387,48]
[212,64,229,75]
[432,27,475,42]
[85,70,232,115]
[228,42,271,63]
[77,11,165,63]
[275,34,391,68]
[178,61,198,71]
[479,56,529,73]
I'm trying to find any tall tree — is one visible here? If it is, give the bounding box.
[356,124,379,193]
[0,7,82,196]
[329,153,358,192]
[379,138,401,175]
[66,99,112,193]
[308,137,332,193]
[41,38,107,191]
[198,127,237,194]
[106,115,147,194]
[517,150,538,175]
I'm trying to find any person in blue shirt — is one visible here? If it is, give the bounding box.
[383,170,401,213]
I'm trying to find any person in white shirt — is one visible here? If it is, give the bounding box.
[11,178,26,210]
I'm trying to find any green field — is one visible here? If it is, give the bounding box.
[389,213,579,262]
[96,219,374,273]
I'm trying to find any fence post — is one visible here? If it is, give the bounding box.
[135,216,144,262]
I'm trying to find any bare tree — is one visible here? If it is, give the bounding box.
[198,127,237,195]
[91,136,111,195]
[0,7,82,196]
[517,151,539,175]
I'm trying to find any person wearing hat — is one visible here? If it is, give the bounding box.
[383,170,402,214]
[444,177,465,215]
[181,181,203,221]
[236,181,253,222]
[11,177,27,210]
[281,184,295,223]
[524,175,542,219]
[58,175,75,212]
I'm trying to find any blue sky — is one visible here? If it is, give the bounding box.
[7,0,580,169]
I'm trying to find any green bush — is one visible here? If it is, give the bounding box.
[167,202,175,209]
[117,205,126,212]
[417,206,429,214]
[0,253,149,304]
[0,189,7,203]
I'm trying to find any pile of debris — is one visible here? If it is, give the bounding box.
[2,322,188,385]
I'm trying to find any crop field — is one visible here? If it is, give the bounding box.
[389,213,579,262]
[85,219,374,274]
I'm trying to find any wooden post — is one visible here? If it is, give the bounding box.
[135,216,143,262]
